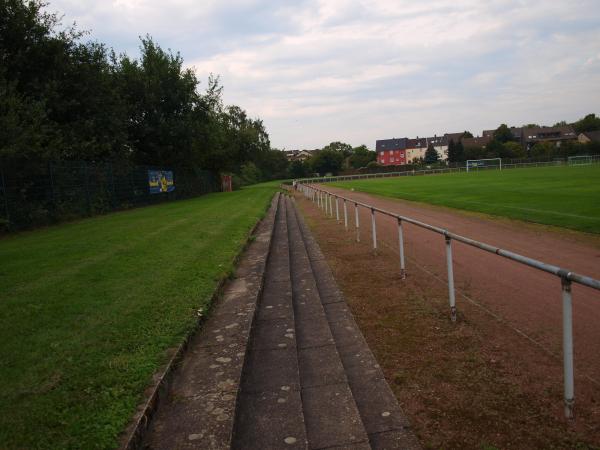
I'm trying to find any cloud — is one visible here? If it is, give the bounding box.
[48,0,600,149]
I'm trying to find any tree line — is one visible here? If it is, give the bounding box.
[0,0,289,185]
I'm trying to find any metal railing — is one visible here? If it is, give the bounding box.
[298,182,600,420]
[298,155,600,184]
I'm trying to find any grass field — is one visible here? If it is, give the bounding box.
[331,165,600,233]
[0,182,278,449]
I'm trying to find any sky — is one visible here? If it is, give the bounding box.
[48,0,600,150]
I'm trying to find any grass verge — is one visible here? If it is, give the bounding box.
[0,182,279,449]
[331,165,600,233]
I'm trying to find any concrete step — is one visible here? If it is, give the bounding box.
[140,193,281,450]
[285,196,371,450]
[292,199,421,450]
[232,196,309,449]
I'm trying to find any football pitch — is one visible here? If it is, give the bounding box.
[0,182,278,449]
[331,165,600,234]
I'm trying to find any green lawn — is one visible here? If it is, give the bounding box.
[0,182,279,449]
[331,165,600,233]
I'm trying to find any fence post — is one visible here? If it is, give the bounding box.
[0,166,9,228]
[335,197,340,222]
[83,161,91,214]
[371,208,377,252]
[397,218,406,279]
[445,235,457,321]
[355,202,360,242]
[343,199,348,230]
[328,193,333,217]
[561,277,575,419]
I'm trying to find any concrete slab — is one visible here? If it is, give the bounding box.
[350,378,412,434]
[241,347,300,393]
[295,316,335,349]
[252,318,296,351]
[369,429,421,450]
[302,383,369,449]
[298,345,347,388]
[232,390,308,450]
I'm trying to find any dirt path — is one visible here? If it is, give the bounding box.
[324,186,600,381]
[294,186,600,448]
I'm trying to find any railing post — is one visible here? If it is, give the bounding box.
[562,277,575,419]
[343,200,348,230]
[445,235,457,322]
[355,202,360,242]
[0,166,9,228]
[397,218,406,279]
[335,197,340,222]
[371,208,377,252]
[328,193,333,217]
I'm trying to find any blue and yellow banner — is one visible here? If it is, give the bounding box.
[148,170,175,194]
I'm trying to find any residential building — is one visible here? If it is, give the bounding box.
[405,138,428,163]
[578,131,600,143]
[376,138,408,165]
[522,125,577,149]
[462,135,492,150]
[482,127,523,143]
[284,149,316,162]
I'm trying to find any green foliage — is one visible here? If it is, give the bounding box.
[493,124,514,143]
[0,0,286,182]
[447,139,465,162]
[462,130,474,138]
[501,141,526,158]
[309,148,344,175]
[0,184,279,449]
[239,161,262,185]
[288,159,309,178]
[424,143,439,164]
[366,160,381,168]
[349,145,376,169]
[321,141,353,157]
[572,113,600,133]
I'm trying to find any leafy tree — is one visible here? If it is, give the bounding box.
[493,124,514,143]
[455,140,465,162]
[530,141,555,158]
[321,141,353,157]
[522,123,540,128]
[447,139,465,163]
[572,113,600,133]
[462,131,474,138]
[309,149,344,175]
[501,141,526,158]
[348,145,375,168]
[424,143,439,164]
[288,159,309,178]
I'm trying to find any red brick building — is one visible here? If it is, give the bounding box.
[376,138,408,166]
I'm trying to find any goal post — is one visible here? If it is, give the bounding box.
[568,155,592,166]
[466,158,502,172]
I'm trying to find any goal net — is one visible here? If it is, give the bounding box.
[568,155,592,166]
[466,158,502,172]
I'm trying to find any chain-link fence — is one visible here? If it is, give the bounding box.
[0,160,219,231]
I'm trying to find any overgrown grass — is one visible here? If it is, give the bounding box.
[0,182,279,449]
[331,165,600,233]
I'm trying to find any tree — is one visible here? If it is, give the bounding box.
[455,140,465,162]
[572,113,600,133]
[309,149,344,175]
[501,141,526,159]
[321,141,353,157]
[462,130,474,138]
[288,160,308,178]
[447,139,466,163]
[493,124,514,143]
[424,143,439,164]
[348,145,375,169]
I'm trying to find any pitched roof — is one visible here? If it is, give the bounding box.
[581,130,600,142]
[462,135,492,148]
[376,138,408,152]
[522,125,576,141]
